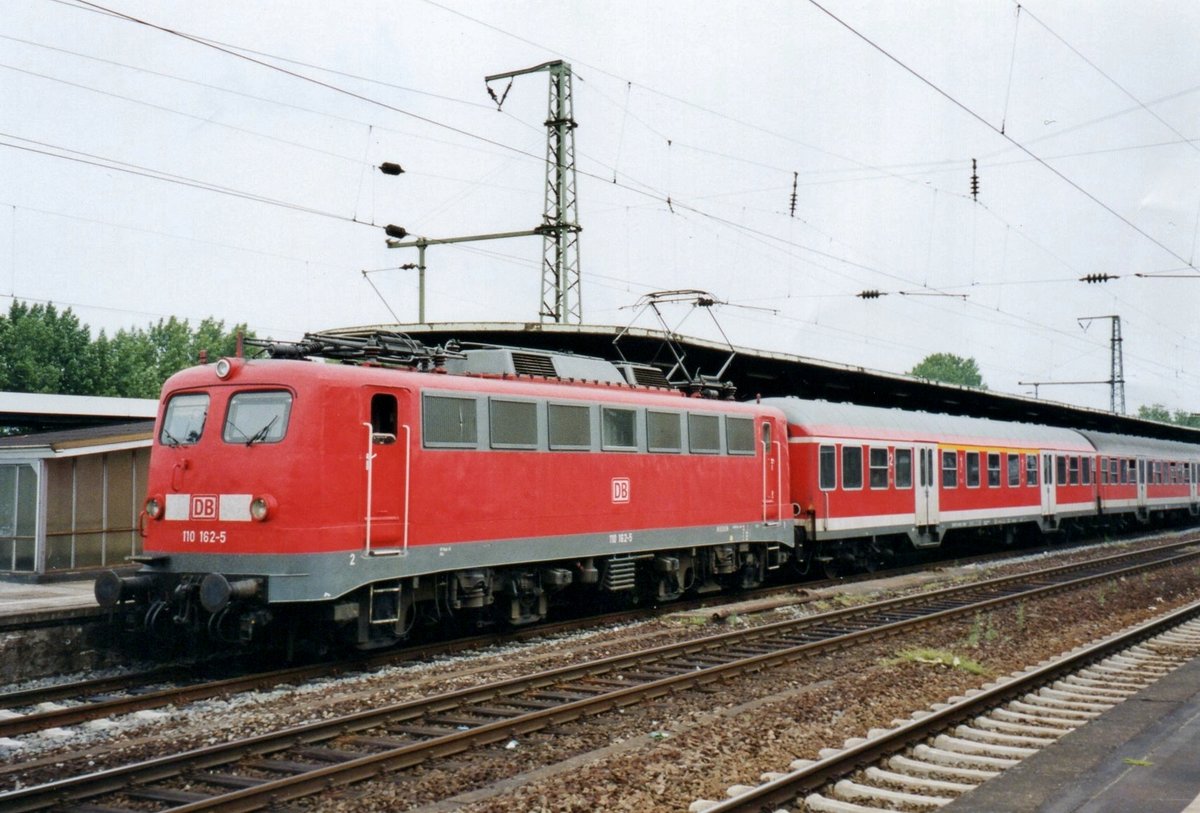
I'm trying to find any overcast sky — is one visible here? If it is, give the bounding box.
[3,1,1199,414]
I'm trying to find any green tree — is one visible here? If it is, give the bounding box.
[907,353,986,388]
[1137,403,1172,423]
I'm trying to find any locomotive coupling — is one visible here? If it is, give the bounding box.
[94,570,155,608]
[199,573,263,613]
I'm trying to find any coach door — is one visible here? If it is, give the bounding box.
[1136,458,1148,509]
[914,445,938,530]
[363,391,408,554]
[1041,453,1056,516]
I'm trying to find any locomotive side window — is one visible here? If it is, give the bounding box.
[222,391,291,445]
[1026,454,1038,486]
[894,448,912,489]
[423,395,478,447]
[646,410,682,452]
[987,453,1000,487]
[842,446,863,490]
[490,399,537,449]
[868,447,888,489]
[1007,454,1020,486]
[688,413,720,454]
[819,445,836,490]
[941,450,958,488]
[371,394,397,440]
[160,392,209,446]
[549,403,591,450]
[965,452,980,488]
[726,417,755,455]
[602,407,638,451]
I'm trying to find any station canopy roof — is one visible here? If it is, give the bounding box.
[0,392,158,432]
[322,321,1200,445]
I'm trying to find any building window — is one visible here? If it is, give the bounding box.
[895,448,913,489]
[726,417,756,455]
[987,453,1001,487]
[423,395,478,447]
[842,446,863,490]
[942,450,958,488]
[549,403,591,450]
[646,410,681,453]
[966,451,980,488]
[819,445,836,490]
[869,447,889,489]
[602,407,638,450]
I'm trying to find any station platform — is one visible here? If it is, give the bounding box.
[946,652,1200,812]
[0,577,102,628]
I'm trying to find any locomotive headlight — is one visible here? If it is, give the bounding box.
[215,358,232,379]
[250,495,274,522]
[145,496,163,520]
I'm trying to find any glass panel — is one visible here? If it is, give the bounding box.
[371,394,398,437]
[107,452,135,534]
[1068,457,1079,485]
[602,408,637,450]
[0,466,15,539]
[46,535,73,571]
[869,447,888,489]
[941,450,958,488]
[966,452,980,487]
[75,455,104,534]
[688,413,720,453]
[13,539,34,571]
[423,395,478,446]
[549,403,591,450]
[1008,454,1020,486]
[895,448,912,489]
[1026,454,1038,486]
[725,417,755,455]
[223,390,292,444]
[161,392,209,446]
[1082,458,1092,485]
[987,453,1000,487]
[46,459,73,537]
[646,411,681,452]
[819,446,836,490]
[75,533,105,568]
[842,446,862,490]
[490,400,537,448]
[1057,456,1067,485]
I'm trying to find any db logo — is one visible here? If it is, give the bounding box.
[611,478,630,504]
[190,495,218,520]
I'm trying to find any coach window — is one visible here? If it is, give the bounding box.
[223,391,292,444]
[726,417,756,455]
[842,446,863,490]
[1068,456,1079,485]
[423,394,478,447]
[1025,454,1038,487]
[1100,457,1108,485]
[490,399,537,449]
[987,453,1001,487]
[1007,454,1020,487]
[1110,458,1118,484]
[895,448,913,489]
[549,403,591,450]
[1082,457,1092,485]
[965,451,980,488]
[1056,455,1067,486]
[161,392,209,446]
[819,445,836,490]
[688,413,721,454]
[941,450,958,488]
[602,407,638,451]
[1119,458,1129,484]
[869,447,888,489]
[646,410,682,453]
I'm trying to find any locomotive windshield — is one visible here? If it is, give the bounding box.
[223,390,293,445]
[160,392,209,446]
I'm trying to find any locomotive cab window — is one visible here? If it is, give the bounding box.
[423,395,478,447]
[842,445,863,490]
[819,445,836,490]
[965,452,980,488]
[602,407,638,451]
[647,410,682,452]
[160,392,209,446]
[490,399,537,449]
[222,390,291,445]
[869,447,888,489]
[549,403,591,450]
[725,417,756,455]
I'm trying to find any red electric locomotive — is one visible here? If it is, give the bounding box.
[96,335,793,649]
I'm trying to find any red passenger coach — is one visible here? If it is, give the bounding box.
[763,399,1098,572]
[96,339,794,649]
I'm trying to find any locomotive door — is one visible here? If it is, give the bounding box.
[761,420,782,523]
[364,391,408,553]
[1040,453,1056,516]
[914,445,938,530]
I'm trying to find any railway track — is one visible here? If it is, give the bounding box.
[2,535,1197,811]
[696,600,1200,812]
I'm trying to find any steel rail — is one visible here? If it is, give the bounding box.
[702,598,1200,812]
[3,541,1197,812]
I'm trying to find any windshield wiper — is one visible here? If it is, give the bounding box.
[161,428,182,447]
[246,416,278,446]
